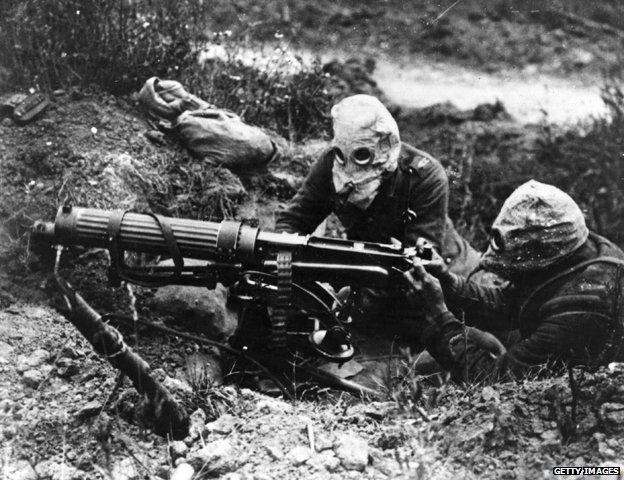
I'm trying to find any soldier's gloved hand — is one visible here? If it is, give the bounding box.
[402,257,448,318]
[415,237,449,279]
[447,327,508,382]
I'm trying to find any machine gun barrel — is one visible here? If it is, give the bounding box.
[32,206,421,287]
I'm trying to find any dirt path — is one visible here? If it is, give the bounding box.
[211,44,610,126]
[373,58,608,125]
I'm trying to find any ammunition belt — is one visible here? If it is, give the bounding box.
[272,251,292,351]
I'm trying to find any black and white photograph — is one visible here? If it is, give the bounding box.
[1,1,624,479]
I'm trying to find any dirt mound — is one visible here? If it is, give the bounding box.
[0,91,254,292]
[398,100,512,128]
[3,301,624,479]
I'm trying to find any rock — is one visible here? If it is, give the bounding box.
[40,364,54,377]
[334,434,369,471]
[111,458,139,480]
[540,429,560,451]
[3,423,17,439]
[315,434,335,452]
[34,461,83,480]
[0,340,14,363]
[205,413,238,435]
[186,439,238,475]
[601,403,624,424]
[374,457,402,477]
[145,130,166,145]
[31,348,51,364]
[188,408,207,440]
[17,349,50,371]
[608,362,624,374]
[170,440,189,460]
[75,400,102,420]
[22,369,44,388]
[163,376,193,394]
[569,48,594,68]
[318,450,341,472]
[598,442,616,459]
[0,398,13,415]
[150,266,237,340]
[60,346,83,359]
[55,359,80,379]
[1,117,12,127]
[481,386,500,403]
[593,432,606,442]
[6,460,37,480]
[287,446,311,466]
[170,463,194,480]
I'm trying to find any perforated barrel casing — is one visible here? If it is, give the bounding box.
[54,207,224,260]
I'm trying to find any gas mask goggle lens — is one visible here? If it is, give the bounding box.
[333,147,375,166]
[488,228,505,253]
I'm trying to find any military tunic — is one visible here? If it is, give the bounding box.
[424,233,624,381]
[275,143,478,274]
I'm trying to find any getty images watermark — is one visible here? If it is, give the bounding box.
[553,466,621,476]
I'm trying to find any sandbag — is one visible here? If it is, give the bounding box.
[175,109,277,170]
[138,77,213,122]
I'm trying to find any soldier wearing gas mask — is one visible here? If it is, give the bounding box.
[403,180,624,382]
[276,94,478,331]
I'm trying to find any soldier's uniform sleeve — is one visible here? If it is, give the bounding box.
[274,154,334,234]
[403,156,449,251]
[442,273,517,331]
[424,307,611,382]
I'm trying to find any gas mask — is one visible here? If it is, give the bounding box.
[480,180,589,276]
[330,95,401,210]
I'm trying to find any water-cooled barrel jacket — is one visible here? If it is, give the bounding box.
[275,143,462,261]
[433,232,624,379]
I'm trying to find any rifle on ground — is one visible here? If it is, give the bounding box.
[33,205,432,362]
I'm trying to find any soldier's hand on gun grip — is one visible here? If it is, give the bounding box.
[403,257,449,318]
[415,237,449,279]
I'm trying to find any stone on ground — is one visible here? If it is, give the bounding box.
[186,439,239,476]
[22,368,44,388]
[7,460,37,480]
[111,457,139,480]
[287,445,311,466]
[149,260,237,340]
[170,440,189,460]
[334,433,369,472]
[170,463,195,480]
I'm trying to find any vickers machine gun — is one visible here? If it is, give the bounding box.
[34,205,432,363]
[32,205,434,435]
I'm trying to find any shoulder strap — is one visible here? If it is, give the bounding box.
[519,256,624,319]
[107,210,184,287]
